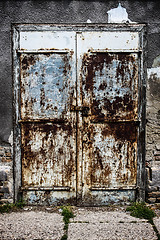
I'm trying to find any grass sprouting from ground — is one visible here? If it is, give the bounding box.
[126,202,156,222]
[0,199,25,213]
[60,206,74,240]
[61,206,74,227]
[61,234,68,240]
[127,202,160,240]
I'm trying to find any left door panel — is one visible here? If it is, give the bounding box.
[19,32,77,205]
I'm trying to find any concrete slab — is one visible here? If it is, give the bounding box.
[0,211,64,240]
[68,222,157,240]
[68,209,157,240]
[71,210,148,223]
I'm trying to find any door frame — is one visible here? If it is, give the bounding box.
[12,23,147,203]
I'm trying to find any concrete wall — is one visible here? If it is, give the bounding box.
[0,0,160,203]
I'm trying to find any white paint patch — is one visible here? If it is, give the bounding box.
[147,67,160,78]
[87,19,92,23]
[77,32,139,52]
[107,3,132,23]
[8,131,13,147]
[20,31,75,51]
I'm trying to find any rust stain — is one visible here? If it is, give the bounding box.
[81,52,138,121]
[90,146,112,186]
[21,55,36,70]
[101,123,137,142]
[98,82,107,90]
[40,88,45,107]
[82,53,114,92]
[88,123,137,187]
[81,51,138,191]
[20,36,139,205]
[20,53,73,120]
[21,122,75,187]
[20,51,76,191]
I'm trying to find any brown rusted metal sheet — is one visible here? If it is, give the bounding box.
[77,32,140,205]
[83,123,137,188]
[20,53,75,120]
[81,52,138,122]
[81,52,138,190]
[14,26,146,205]
[20,33,77,204]
[21,122,76,188]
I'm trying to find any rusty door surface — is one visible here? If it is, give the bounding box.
[19,32,77,204]
[77,32,140,205]
[13,25,146,205]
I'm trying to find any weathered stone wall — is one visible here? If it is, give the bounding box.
[146,65,160,203]
[0,146,13,203]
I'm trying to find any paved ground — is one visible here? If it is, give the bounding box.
[68,208,158,240]
[0,211,64,240]
[0,205,159,240]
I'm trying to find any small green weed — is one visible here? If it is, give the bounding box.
[61,206,74,226]
[0,202,13,213]
[126,202,156,223]
[60,206,74,240]
[61,234,68,240]
[126,202,160,239]
[14,199,25,208]
[0,199,25,214]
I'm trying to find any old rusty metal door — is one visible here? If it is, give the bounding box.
[19,32,77,204]
[77,31,142,205]
[13,25,146,205]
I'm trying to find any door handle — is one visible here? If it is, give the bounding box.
[70,105,89,116]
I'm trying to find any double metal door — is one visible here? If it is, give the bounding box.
[14,25,146,205]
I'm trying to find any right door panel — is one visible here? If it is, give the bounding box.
[77,32,139,205]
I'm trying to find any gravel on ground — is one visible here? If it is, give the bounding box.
[0,205,159,240]
[0,211,64,240]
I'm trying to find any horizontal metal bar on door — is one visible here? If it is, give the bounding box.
[18,119,66,123]
[90,49,142,53]
[91,120,140,124]
[90,186,137,191]
[17,49,70,53]
[20,186,71,191]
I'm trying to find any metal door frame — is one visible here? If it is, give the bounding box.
[12,23,147,203]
